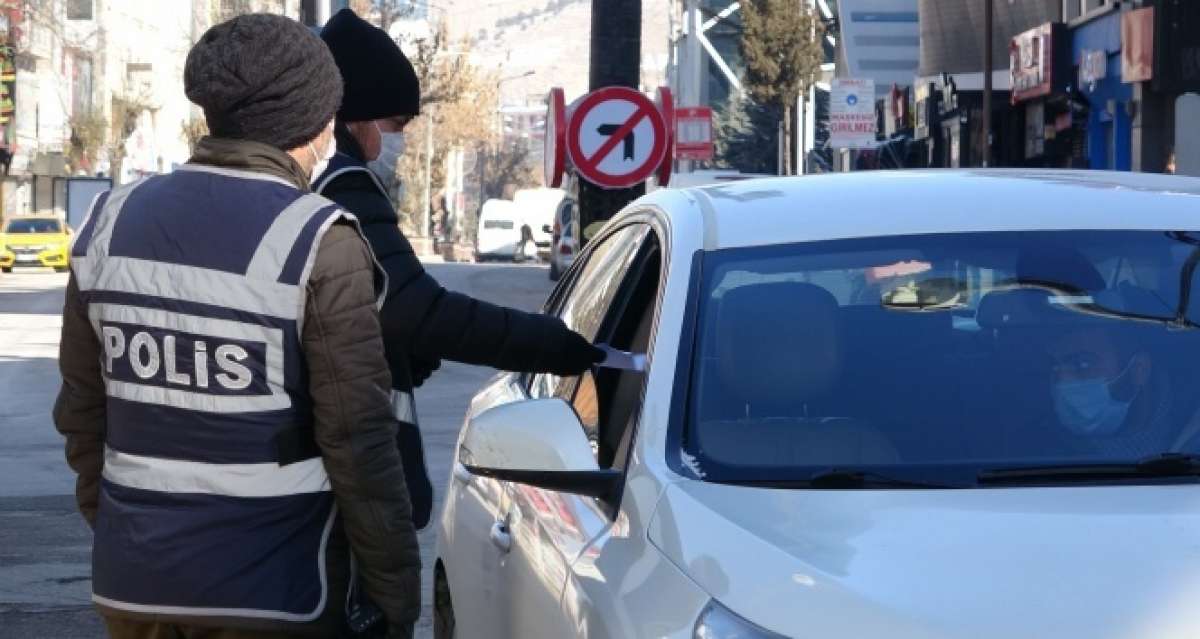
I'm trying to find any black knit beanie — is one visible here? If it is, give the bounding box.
[184,13,343,150]
[321,9,420,121]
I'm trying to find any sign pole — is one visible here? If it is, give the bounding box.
[580,0,643,245]
[983,0,993,168]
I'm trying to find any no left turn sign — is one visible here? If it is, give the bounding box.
[567,86,668,189]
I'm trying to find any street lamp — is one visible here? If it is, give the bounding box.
[496,70,536,140]
[482,70,535,208]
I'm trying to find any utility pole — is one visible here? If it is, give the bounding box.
[678,0,702,175]
[422,106,434,240]
[577,0,642,241]
[982,0,993,168]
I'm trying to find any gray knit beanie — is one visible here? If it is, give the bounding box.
[184,13,343,151]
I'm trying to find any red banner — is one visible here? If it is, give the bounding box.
[1122,7,1154,83]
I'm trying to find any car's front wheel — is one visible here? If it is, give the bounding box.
[433,565,456,639]
[1,267,10,274]
[54,266,69,273]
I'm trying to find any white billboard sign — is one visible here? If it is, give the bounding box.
[830,78,877,149]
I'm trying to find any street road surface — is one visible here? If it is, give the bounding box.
[0,262,555,638]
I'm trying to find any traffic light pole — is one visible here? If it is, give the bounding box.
[577,0,643,243]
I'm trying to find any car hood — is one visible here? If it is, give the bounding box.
[2,233,68,247]
[648,481,1200,639]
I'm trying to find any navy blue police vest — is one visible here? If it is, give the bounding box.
[314,153,415,426]
[70,163,381,623]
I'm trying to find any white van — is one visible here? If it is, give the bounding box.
[512,187,566,260]
[475,199,522,261]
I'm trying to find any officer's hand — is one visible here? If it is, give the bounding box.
[550,327,606,376]
[410,356,441,387]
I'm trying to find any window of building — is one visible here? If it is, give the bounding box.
[1064,0,1115,22]
[67,0,93,20]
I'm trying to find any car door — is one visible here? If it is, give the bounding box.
[439,374,524,639]
[498,222,661,638]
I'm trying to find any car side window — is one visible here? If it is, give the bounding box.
[531,221,664,471]
[529,224,651,403]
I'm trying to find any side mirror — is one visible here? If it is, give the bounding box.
[542,224,553,234]
[460,398,620,500]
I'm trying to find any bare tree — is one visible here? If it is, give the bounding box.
[349,0,417,33]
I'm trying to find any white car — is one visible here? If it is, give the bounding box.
[475,198,522,261]
[547,196,578,281]
[436,170,1200,639]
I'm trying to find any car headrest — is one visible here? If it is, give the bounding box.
[1015,248,1106,292]
[716,282,841,414]
[977,288,1059,329]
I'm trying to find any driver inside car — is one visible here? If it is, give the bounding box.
[1046,323,1174,457]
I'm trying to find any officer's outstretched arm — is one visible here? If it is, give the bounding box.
[53,273,108,528]
[381,265,603,376]
[304,223,421,638]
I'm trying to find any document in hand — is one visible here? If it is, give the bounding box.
[596,344,647,372]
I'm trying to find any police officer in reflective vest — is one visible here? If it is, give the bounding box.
[54,14,419,639]
[316,9,604,530]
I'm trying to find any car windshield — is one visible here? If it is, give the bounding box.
[683,230,1200,485]
[5,219,62,234]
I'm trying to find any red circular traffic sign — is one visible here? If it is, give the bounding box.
[566,86,668,189]
[655,86,674,187]
[544,88,567,188]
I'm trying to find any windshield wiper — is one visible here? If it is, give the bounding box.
[977,453,1200,485]
[718,469,958,490]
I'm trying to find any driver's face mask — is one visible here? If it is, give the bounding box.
[1053,358,1137,436]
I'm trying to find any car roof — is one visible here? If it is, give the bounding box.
[636,170,1200,251]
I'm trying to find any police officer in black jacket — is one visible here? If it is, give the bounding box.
[317,9,603,529]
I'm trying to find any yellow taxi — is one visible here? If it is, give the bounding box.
[0,216,72,273]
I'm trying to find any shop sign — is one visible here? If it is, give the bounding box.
[884,84,909,138]
[1079,49,1107,90]
[1122,7,1154,83]
[1025,101,1045,159]
[1011,24,1056,104]
[938,73,958,115]
[830,78,877,149]
[914,82,934,140]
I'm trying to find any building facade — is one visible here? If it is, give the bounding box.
[1,0,300,219]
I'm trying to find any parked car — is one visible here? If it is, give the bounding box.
[474,199,522,261]
[513,187,566,261]
[547,197,578,281]
[436,170,1200,639]
[0,215,72,273]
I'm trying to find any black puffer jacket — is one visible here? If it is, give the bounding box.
[315,132,599,527]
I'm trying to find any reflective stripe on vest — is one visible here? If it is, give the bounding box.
[73,166,372,623]
[390,389,416,424]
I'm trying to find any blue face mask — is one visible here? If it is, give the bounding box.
[1053,362,1135,436]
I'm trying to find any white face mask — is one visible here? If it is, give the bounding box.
[307,120,337,182]
[367,121,407,192]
